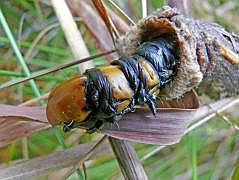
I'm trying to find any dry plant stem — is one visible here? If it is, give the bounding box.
[208,104,239,131]
[0,137,110,179]
[20,93,49,106]
[106,0,136,25]
[109,137,148,180]
[24,23,59,61]
[0,142,95,179]
[0,50,115,90]
[187,98,239,133]
[167,0,189,15]
[48,136,108,180]
[92,0,119,46]
[63,136,108,177]
[67,0,118,59]
[51,0,94,73]
[82,163,87,180]
[141,0,148,18]
[22,137,29,160]
[108,8,131,33]
[49,167,75,180]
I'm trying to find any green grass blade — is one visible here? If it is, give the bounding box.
[0,7,66,151]
[232,161,239,180]
[0,69,66,82]
[0,36,71,57]
[191,131,198,180]
[0,8,41,98]
[76,169,85,180]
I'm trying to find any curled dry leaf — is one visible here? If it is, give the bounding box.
[0,105,49,147]
[0,90,197,146]
[0,103,196,147]
[102,91,200,145]
[0,90,197,147]
[0,94,238,147]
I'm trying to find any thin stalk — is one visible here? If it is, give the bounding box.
[76,169,85,180]
[0,50,116,90]
[52,128,66,149]
[191,131,198,180]
[64,136,107,179]
[0,8,41,98]
[17,13,26,49]
[0,69,65,82]
[106,0,136,25]
[0,70,23,77]
[0,36,71,57]
[141,0,147,18]
[109,137,148,180]
[24,23,59,61]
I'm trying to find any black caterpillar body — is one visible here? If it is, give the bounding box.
[63,37,178,132]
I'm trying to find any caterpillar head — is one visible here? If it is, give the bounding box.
[46,76,92,131]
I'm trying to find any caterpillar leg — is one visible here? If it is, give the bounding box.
[146,96,157,116]
[87,120,103,134]
[63,120,74,132]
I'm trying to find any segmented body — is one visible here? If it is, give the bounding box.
[50,37,178,132]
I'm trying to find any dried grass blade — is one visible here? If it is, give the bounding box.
[141,0,148,18]
[0,50,116,90]
[92,0,119,45]
[68,0,116,59]
[0,104,49,147]
[0,104,47,123]
[51,0,94,72]
[0,142,95,179]
[106,0,136,25]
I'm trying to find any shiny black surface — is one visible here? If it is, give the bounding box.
[66,38,178,132]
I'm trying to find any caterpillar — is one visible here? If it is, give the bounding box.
[47,37,178,133]
[46,6,239,134]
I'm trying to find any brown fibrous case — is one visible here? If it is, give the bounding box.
[116,6,239,100]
